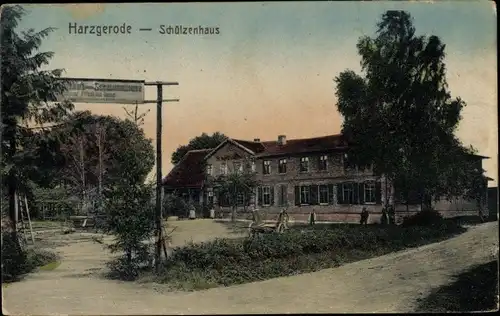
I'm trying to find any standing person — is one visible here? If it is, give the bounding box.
[360,207,369,226]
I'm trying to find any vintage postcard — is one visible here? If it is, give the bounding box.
[1,2,498,314]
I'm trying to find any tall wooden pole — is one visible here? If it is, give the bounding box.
[155,83,163,272]
[143,81,179,272]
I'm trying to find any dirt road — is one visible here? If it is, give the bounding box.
[2,220,498,314]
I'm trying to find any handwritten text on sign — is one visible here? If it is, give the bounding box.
[57,79,145,104]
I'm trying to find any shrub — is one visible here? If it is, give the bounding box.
[1,232,28,282]
[402,209,445,227]
[157,222,466,289]
[103,183,155,281]
[2,231,60,282]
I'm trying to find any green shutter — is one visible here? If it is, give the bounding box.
[310,185,318,205]
[359,183,365,205]
[258,187,263,206]
[337,183,343,204]
[270,186,275,205]
[295,186,300,205]
[352,183,359,205]
[375,181,382,205]
[328,184,335,204]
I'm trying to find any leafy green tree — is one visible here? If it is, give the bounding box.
[1,5,74,233]
[210,161,259,222]
[103,182,155,280]
[334,10,474,208]
[171,132,227,165]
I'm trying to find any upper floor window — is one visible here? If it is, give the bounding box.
[220,162,227,175]
[234,162,243,174]
[251,161,256,172]
[206,164,213,176]
[263,160,271,175]
[278,159,287,174]
[300,157,309,172]
[319,155,328,171]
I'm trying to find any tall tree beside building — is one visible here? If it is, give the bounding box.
[171,132,227,165]
[210,161,259,222]
[1,5,74,233]
[334,10,475,207]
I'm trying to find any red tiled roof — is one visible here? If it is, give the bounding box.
[162,149,212,188]
[163,134,348,188]
[231,139,267,153]
[256,134,347,157]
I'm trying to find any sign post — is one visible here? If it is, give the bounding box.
[59,77,179,271]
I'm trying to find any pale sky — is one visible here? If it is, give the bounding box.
[16,2,498,186]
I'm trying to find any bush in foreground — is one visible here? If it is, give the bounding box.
[402,209,445,227]
[155,221,466,290]
[2,232,59,282]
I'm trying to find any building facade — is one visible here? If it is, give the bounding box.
[163,134,490,223]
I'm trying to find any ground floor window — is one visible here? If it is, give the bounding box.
[300,186,310,205]
[319,185,329,204]
[364,181,376,204]
[263,186,271,205]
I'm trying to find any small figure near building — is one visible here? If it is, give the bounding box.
[360,207,369,226]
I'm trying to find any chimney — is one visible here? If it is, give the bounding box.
[254,138,260,142]
[278,135,286,146]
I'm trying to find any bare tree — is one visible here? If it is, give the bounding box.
[123,102,150,127]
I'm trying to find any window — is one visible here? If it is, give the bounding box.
[319,155,328,171]
[206,164,213,176]
[234,162,243,174]
[300,157,309,172]
[319,185,329,204]
[343,153,352,170]
[278,184,287,206]
[342,183,355,204]
[251,161,256,172]
[263,186,271,205]
[278,159,287,174]
[220,162,227,175]
[207,190,214,205]
[364,182,376,204]
[237,192,244,206]
[263,160,271,175]
[300,186,310,204]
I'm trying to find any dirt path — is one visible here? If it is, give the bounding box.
[3,221,498,314]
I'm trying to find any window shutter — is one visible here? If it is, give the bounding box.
[352,183,359,205]
[337,183,343,204]
[294,186,300,205]
[270,186,275,205]
[375,181,382,205]
[328,184,335,205]
[310,185,318,205]
[359,183,365,205]
[258,187,263,206]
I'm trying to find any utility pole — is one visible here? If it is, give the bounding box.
[144,81,179,272]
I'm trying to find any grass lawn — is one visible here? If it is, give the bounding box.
[416,260,499,312]
[152,221,468,291]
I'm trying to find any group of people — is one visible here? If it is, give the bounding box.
[360,205,396,226]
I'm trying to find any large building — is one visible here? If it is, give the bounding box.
[162,134,491,223]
